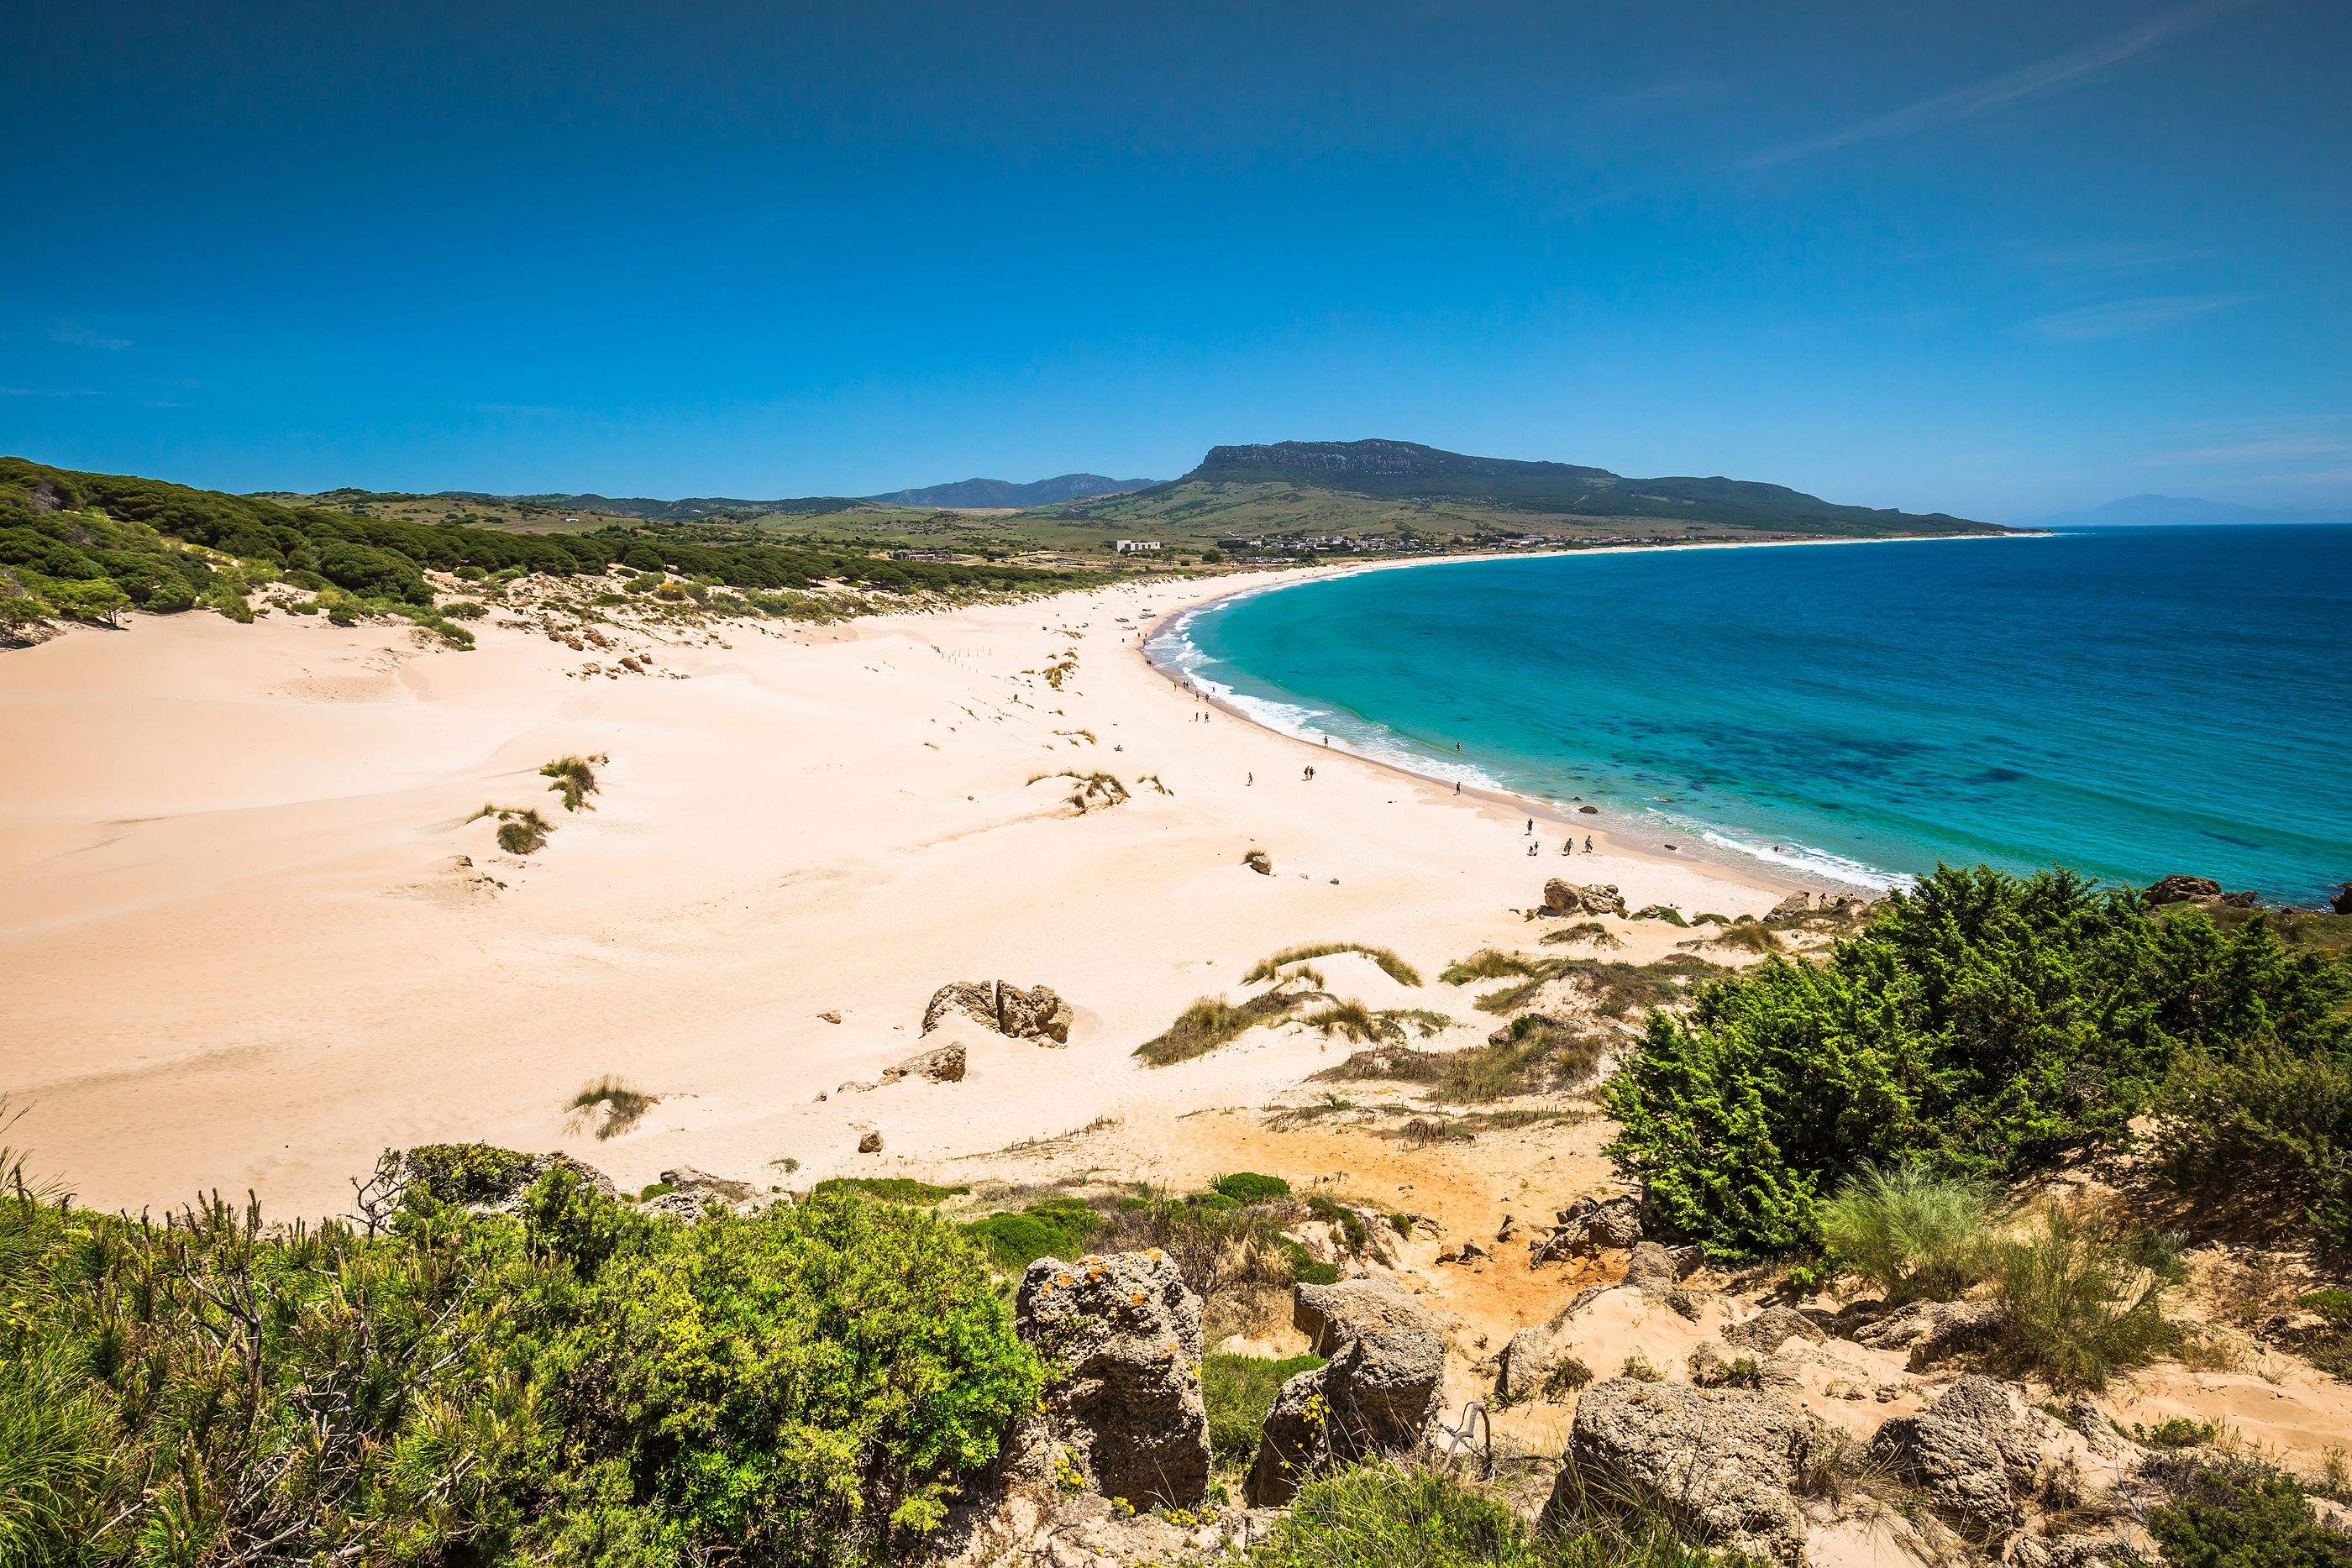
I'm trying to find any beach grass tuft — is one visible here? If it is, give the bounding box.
[540,753,606,812]
[564,1074,659,1140]
[1244,942,1422,988]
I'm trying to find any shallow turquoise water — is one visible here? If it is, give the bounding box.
[1154,527,2352,902]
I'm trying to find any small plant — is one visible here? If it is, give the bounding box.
[1541,921,1623,950]
[1441,949,1540,985]
[1620,1353,1663,1382]
[2147,1462,2352,1568]
[1213,1172,1293,1205]
[2136,1417,2222,1448]
[564,1075,659,1140]
[540,753,605,811]
[813,1177,969,1204]
[1627,905,1690,926]
[1028,769,1128,813]
[1204,1352,1325,1466]
[1818,1163,1996,1303]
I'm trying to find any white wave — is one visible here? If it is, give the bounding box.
[1694,828,1911,893]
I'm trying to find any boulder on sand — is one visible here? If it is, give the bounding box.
[1540,879,1625,917]
[1016,1251,1211,1508]
[1530,1193,1644,1266]
[1866,1375,2053,1539]
[1551,1378,1825,1567]
[922,981,1074,1045]
[879,1041,969,1085]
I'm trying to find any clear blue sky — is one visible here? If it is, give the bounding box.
[6,0,2348,519]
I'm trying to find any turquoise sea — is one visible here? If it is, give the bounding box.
[1152,527,2352,903]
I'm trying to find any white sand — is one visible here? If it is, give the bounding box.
[0,565,1788,1218]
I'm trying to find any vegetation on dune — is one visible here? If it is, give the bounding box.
[1246,942,1424,989]
[1987,1196,2186,1390]
[1252,1462,1725,1568]
[1324,1013,1609,1103]
[1604,864,2352,1259]
[1818,1164,1998,1303]
[1135,989,1315,1067]
[564,1074,659,1140]
[0,1144,1041,1568]
[812,1177,969,1205]
[0,456,1076,637]
[2146,1461,2352,1568]
[540,753,604,811]
[1028,769,1128,812]
[1204,1352,1326,1468]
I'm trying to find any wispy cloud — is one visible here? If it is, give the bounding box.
[1748,0,2246,167]
[0,385,102,397]
[2024,292,2247,341]
[49,322,132,351]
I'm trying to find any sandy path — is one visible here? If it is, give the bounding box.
[2,565,1787,1218]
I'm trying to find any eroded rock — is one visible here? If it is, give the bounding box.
[1851,1297,2005,1371]
[1530,1193,1644,1266]
[1016,1251,1210,1508]
[1867,1375,2055,1539]
[1553,1378,1824,1566]
[1247,1296,1443,1505]
[1725,1304,1826,1356]
[1541,879,1625,917]
[922,980,1074,1045]
[1293,1277,1431,1356]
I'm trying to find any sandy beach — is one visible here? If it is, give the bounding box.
[0,560,1790,1219]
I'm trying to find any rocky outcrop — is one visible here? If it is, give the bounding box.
[879,1041,968,1084]
[1495,1311,1597,1405]
[2145,873,2223,905]
[1242,849,1273,876]
[922,981,1074,1045]
[1016,1251,1210,1508]
[1621,1240,1696,1293]
[2332,883,2352,916]
[1292,1277,1429,1356]
[1249,1282,1442,1505]
[1867,1375,2055,1539]
[1540,880,1625,917]
[1851,1298,2006,1371]
[1767,892,1814,920]
[1553,1379,1825,1567]
[1530,1193,1644,1266]
[1724,1304,1826,1356]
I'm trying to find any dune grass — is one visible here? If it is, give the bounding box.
[540,753,606,811]
[1246,942,1423,988]
[1991,1197,2187,1390]
[1441,949,1542,985]
[1322,1013,1609,1101]
[563,1075,659,1140]
[1541,921,1623,949]
[1136,989,1314,1067]
[1819,1164,1997,1303]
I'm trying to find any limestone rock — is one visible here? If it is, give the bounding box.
[1530,1193,1643,1266]
[1622,1240,1688,1293]
[857,1130,884,1153]
[1495,1310,1597,1405]
[1851,1297,2005,1371]
[1293,1277,1433,1356]
[922,980,1074,1045]
[1725,1304,1825,1356]
[882,1041,968,1084]
[1554,1378,1825,1566]
[1247,1304,1443,1505]
[1767,891,1814,920]
[1243,849,1273,875]
[1867,1375,2054,1539]
[1016,1251,1210,1508]
[659,1165,758,1204]
[1541,879,1625,917]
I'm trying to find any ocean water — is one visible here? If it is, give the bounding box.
[1152,527,2352,903]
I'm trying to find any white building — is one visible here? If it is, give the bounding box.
[1114,539,1163,553]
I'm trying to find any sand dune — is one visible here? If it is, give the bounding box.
[0,568,1786,1218]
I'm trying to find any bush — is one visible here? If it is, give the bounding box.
[1990,1198,2185,1389]
[402,1141,540,1204]
[962,1198,1100,1272]
[1203,1352,1324,1466]
[540,753,603,812]
[0,1143,1041,1568]
[2147,1463,2352,1568]
[1604,865,2352,1259]
[813,1177,969,1205]
[1818,1164,1996,1302]
[1215,1172,1294,1204]
[1252,1462,1719,1568]
[2155,1041,2352,1247]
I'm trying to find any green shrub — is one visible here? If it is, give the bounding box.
[1252,1462,1719,1568]
[2134,1417,2219,1448]
[540,753,603,812]
[962,1198,1100,1272]
[1818,1164,1996,1302]
[1990,1198,2185,1390]
[402,1141,540,1204]
[2155,1041,2352,1247]
[1203,1352,1323,1466]
[813,1177,969,1205]
[2147,1464,2352,1568]
[1605,865,2352,1259]
[0,1144,1041,1568]
[1215,1172,1294,1205]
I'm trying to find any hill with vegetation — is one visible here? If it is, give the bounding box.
[866,473,1158,508]
[0,458,1079,640]
[1055,438,2008,545]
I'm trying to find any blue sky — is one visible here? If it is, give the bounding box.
[5,0,2348,519]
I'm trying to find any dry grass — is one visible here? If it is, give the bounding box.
[1541,921,1623,950]
[1026,769,1129,812]
[539,753,606,812]
[1136,988,1316,1067]
[1246,942,1424,988]
[564,1075,659,1140]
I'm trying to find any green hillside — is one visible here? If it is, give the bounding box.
[0,458,1075,637]
[1061,438,2003,542]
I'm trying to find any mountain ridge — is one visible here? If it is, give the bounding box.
[866,474,1156,508]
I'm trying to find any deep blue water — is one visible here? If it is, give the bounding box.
[1154,527,2352,902]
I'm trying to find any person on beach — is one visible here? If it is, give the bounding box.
[1584,835,1593,852]
[1303,766,1315,781]
[1453,781,1461,794]
[1247,773,1253,786]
